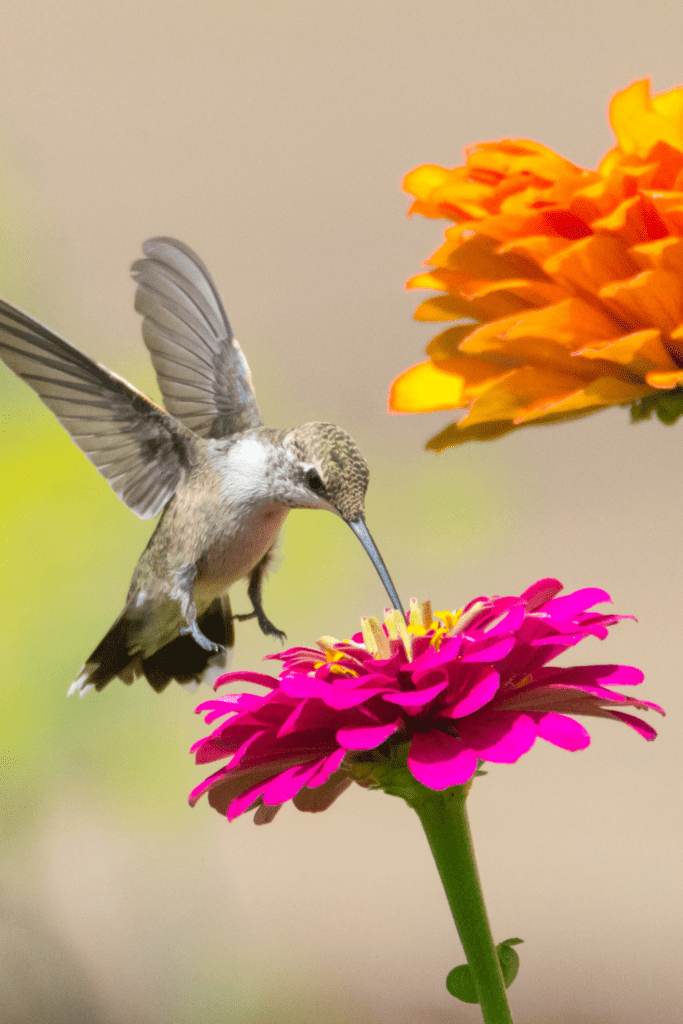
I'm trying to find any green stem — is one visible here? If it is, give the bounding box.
[412,785,514,1024]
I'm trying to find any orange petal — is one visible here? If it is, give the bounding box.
[389,360,467,412]
[499,235,569,264]
[517,375,653,422]
[644,193,683,236]
[457,365,584,427]
[645,369,683,389]
[465,139,579,181]
[544,234,640,292]
[425,324,480,360]
[592,193,668,245]
[502,298,620,346]
[430,231,550,280]
[629,236,683,273]
[608,79,683,157]
[403,164,455,200]
[426,419,517,451]
[414,290,532,323]
[599,269,683,333]
[573,328,677,378]
[431,356,508,401]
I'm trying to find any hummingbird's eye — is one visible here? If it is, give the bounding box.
[305,469,325,493]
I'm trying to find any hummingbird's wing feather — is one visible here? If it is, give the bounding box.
[0,299,193,519]
[131,237,263,439]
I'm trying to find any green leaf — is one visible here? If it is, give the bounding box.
[446,964,478,1003]
[497,937,523,988]
[631,390,683,425]
[446,938,524,1003]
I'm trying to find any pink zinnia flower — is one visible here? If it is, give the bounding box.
[189,579,663,824]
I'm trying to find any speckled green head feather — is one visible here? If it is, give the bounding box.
[284,422,369,521]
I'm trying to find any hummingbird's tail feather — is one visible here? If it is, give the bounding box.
[68,597,235,695]
[142,598,234,691]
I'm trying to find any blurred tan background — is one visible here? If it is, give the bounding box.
[1,2,682,1021]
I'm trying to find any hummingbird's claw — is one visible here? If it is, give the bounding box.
[180,620,225,654]
[256,612,287,644]
[234,609,286,645]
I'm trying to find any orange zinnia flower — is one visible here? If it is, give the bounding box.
[391,79,683,449]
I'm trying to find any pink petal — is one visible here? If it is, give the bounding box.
[188,763,232,806]
[408,730,479,789]
[457,710,536,762]
[280,673,386,709]
[293,773,353,812]
[307,747,346,787]
[276,699,309,737]
[336,719,401,750]
[261,761,322,804]
[533,711,591,751]
[449,668,500,718]
[480,604,525,637]
[382,680,448,709]
[193,728,266,766]
[461,634,515,663]
[542,588,611,622]
[215,670,278,690]
[605,710,659,740]
[410,636,462,682]
[533,664,645,688]
[227,781,270,821]
[520,578,563,610]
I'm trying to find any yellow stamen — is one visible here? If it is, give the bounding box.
[387,608,414,661]
[317,636,340,652]
[361,616,391,660]
[408,597,422,628]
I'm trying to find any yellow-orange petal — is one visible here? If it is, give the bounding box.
[414,290,532,323]
[430,231,551,281]
[629,236,683,273]
[517,375,653,422]
[592,193,668,245]
[465,139,579,181]
[501,298,620,347]
[645,369,683,389]
[432,357,508,401]
[425,418,519,451]
[499,235,569,265]
[544,234,640,293]
[425,324,480,360]
[599,269,683,334]
[573,329,678,378]
[457,365,586,427]
[403,164,455,201]
[608,79,683,158]
[389,360,466,412]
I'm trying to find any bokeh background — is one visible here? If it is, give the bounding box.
[1,3,681,1022]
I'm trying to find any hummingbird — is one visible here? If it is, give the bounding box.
[0,238,403,695]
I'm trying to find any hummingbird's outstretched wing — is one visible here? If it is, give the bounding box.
[131,237,263,439]
[0,299,193,519]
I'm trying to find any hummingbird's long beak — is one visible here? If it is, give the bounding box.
[347,518,405,621]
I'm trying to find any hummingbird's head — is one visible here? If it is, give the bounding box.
[283,423,405,618]
[283,422,369,521]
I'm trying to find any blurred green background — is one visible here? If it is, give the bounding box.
[1,3,682,1022]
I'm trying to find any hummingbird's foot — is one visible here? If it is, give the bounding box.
[234,609,286,644]
[180,619,225,654]
[255,611,287,645]
[245,552,286,644]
